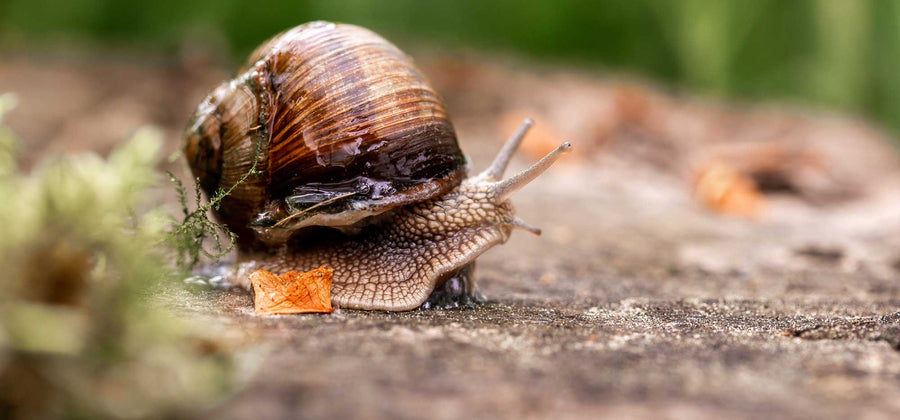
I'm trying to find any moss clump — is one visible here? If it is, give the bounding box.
[0,95,241,420]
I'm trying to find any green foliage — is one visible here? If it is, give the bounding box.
[167,172,237,271]
[3,0,900,136]
[0,94,18,177]
[0,101,240,419]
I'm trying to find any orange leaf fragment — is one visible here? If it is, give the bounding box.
[249,266,334,315]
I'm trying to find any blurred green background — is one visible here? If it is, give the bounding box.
[2,0,899,136]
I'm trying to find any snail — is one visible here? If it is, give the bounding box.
[183,21,571,311]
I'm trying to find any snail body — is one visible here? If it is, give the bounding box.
[184,22,570,311]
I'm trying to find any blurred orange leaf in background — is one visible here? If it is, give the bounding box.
[249,267,334,315]
[693,162,765,219]
[500,112,574,162]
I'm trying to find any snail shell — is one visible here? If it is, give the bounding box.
[184,21,465,248]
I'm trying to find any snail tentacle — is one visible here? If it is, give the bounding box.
[492,142,572,202]
[481,118,534,180]
[510,216,542,236]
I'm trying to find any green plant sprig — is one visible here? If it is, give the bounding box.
[167,138,264,272]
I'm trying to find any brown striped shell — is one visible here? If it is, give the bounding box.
[183,22,465,249]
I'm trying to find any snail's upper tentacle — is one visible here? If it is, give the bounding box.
[491,141,572,202]
[481,118,534,180]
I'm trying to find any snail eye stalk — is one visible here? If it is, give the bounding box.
[481,118,534,180]
[491,141,572,202]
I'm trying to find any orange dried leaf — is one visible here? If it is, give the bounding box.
[249,266,334,315]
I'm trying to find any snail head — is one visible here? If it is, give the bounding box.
[405,118,572,243]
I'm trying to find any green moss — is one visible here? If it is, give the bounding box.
[0,100,242,419]
[0,94,17,177]
[167,137,262,271]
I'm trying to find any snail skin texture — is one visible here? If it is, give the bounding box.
[184,21,571,311]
